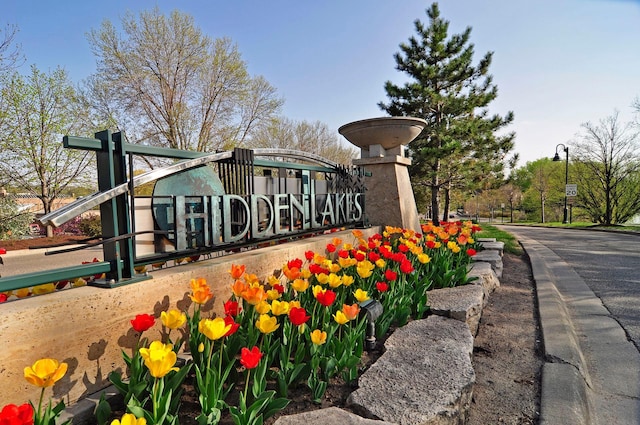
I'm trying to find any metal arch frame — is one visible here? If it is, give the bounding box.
[40,148,347,228]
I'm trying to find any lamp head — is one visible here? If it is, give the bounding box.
[552,153,561,162]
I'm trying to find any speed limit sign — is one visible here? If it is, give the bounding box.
[566,184,577,197]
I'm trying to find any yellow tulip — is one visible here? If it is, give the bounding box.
[161,310,186,329]
[310,329,327,345]
[111,413,147,425]
[139,341,179,378]
[256,314,280,334]
[301,268,312,279]
[267,275,280,286]
[315,273,329,284]
[341,275,355,287]
[291,278,310,292]
[190,277,208,291]
[32,283,56,295]
[375,259,386,269]
[255,300,272,314]
[356,261,374,279]
[337,257,355,268]
[266,289,281,300]
[418,253,431,264]
[199,317,231,341]
[327,273,342,289]
[354,288,370,303]
[289,300,302,309]
[328,263,341,273]
[333,310,349,325]
[72,277,87,287]
[244,273,260,286]
[271,300,290,316]
[24,358,68,388]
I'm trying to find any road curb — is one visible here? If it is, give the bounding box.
[518,236,593,425]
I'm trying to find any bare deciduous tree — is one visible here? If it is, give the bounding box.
[0,24,22,73]
[573,111,640,225]
[86,9,283,152]
[247,118,357,165]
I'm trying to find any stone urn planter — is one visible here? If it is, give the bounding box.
[338,116,427,155]
[339,116,427,232]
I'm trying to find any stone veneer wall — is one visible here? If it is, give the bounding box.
[0,227,381,406]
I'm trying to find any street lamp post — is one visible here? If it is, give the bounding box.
[553,144,569,224]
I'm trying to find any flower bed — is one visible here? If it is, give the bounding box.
[1,222,481,425]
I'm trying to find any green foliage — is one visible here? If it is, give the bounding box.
[475,224,523,255]
[93,393,112,425]
[379,3,515,223]
[78,215,102,238]
[0,196,33,240]
[0,65,93,219]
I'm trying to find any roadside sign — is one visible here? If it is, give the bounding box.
[566,184,577,197]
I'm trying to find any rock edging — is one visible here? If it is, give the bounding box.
[274,240,503,425]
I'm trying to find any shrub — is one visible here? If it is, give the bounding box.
[78,215,102,238]
[0,197,33,240]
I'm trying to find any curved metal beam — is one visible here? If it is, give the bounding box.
[39,148,347,228]
[39,151,233,227]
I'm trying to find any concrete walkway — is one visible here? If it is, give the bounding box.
[517,234,640,425]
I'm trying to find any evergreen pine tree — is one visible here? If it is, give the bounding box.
[379,3,515,224]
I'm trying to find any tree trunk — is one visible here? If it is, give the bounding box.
[442,186,450,223]
[431,186,440,226]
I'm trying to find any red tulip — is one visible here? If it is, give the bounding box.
[131,314,155,333]
[289,307,311,326]
[385,269,397,282]
[288,258,303,269]
[240,346,263,369]
[400,260,414,274]
[315,289,336,307]
[224,300,241,317]
[466,248,477,256]
[223,316,240,337]
[376,282,389,292]
[0,403,34,425]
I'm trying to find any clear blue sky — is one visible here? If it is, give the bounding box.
[5,0,640,167]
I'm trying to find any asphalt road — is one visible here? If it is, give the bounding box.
[502,225,640,352]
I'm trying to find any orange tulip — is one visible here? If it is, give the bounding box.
[190,286,213,305]
[282,264,301,281]
[242,286,267,305]
[231,279,248,297]
[229,264,246,280]
[342,303,360,321]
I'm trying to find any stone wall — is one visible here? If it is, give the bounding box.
[0,227,381,406]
